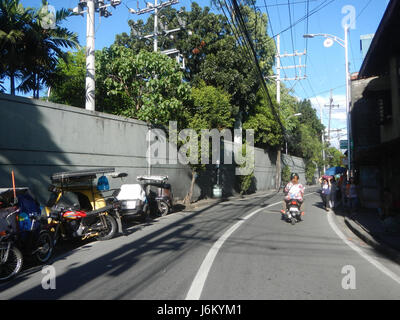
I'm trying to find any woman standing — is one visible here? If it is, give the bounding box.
[320,177,332,211]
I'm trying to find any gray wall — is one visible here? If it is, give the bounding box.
[0,94,310,204]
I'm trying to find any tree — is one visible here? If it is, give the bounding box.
[97,45,190,126]
[0,0,79,97]
[182,82,235,204]
[325,146,343,168]
[287,99,325,159]
[0,0,33,95]
[18,1,79,98]
[48,49,86,107]
[242,88,282,149]
[114,2,276,117]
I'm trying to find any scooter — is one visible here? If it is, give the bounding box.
[285,199,303,225]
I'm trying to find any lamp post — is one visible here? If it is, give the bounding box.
[303,25,351,179]
[285,113,302,155]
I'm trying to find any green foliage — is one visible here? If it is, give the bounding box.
[114,2,275,115]
[97,46,190,126]
[287,99,325,166]
[305,161,317,185]
[282,165,291,185]
[326,146,343,168]
[237,144,255,195]
[0,0,79,97]
[242,88,282,148]
[182,82,235,203]
[49,49,86,107]
[185,81,235,130]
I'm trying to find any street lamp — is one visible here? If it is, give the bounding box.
[303,25,351,178]
[285,113,302,155]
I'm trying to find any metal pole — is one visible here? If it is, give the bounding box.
[328,90,333,143]
[276,34,281,105]
[154,0,158,52]
[85,0,95,111]
[276,34,281,189]
[320,105,326,173]
[344,25,351,179]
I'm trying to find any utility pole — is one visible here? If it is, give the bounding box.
[324,89,340,144]
[129,0,188,68]
[86,0,95,111]
[129,0,179,53]
[319,104,326,173]
[71,1,122,111]
[273,34,307,189]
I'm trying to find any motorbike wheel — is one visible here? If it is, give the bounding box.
[291,218,296,225]
[140,204,150,223]
[0,245,23,281]
[157,200,170,217]
[34,230,54,264]
[96,214,117,241]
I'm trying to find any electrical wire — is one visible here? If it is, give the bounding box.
[287,0,297,78]
[273,0,335,38]
[227,0,287,140]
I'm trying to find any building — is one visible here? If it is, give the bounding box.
[351,0,400,211]
[360,34,375,60]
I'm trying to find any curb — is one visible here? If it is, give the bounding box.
[344,216,400,265]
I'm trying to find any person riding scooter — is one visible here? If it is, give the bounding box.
[280,173,305,218]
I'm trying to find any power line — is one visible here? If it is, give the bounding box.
[287,0,297,77]
[256,0,320,8]
[272,0,335,38]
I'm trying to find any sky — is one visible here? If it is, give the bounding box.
[19,0,391,150]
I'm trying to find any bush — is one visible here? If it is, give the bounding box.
[282,165,291,185]
[305,161,316,185]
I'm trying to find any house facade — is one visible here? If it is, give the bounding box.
[351,0,400,211]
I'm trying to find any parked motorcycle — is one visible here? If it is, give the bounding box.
[284,199,303,225]
[137,175,174,217]
[113,175,174,219]
[44,168,120,243]
[0,188,53,281]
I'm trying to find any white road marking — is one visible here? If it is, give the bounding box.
[327,210,400,286]
[185,193,315,300]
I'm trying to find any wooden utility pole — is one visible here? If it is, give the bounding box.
[324,89,340,144]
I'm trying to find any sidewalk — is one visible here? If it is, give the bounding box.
[333,205,400,264]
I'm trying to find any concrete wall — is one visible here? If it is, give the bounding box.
[0,94,199,203]
[0,94,309,204]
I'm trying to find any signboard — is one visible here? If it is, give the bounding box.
[340,140,348,149]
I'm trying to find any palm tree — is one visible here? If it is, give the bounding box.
[0,0,34,95]
[18,1,79,98]
[0,0,79,97]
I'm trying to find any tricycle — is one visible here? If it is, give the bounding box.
[0,187,53,281]
[115,175,174,218]
[43,168,122,244]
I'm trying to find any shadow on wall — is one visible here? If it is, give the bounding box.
[0,94,71,204]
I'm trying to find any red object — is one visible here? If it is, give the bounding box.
[11,170,16,201]
[62,210,87,220]
[291,200,297,205]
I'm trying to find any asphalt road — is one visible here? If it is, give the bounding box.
[1,188,400,300]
